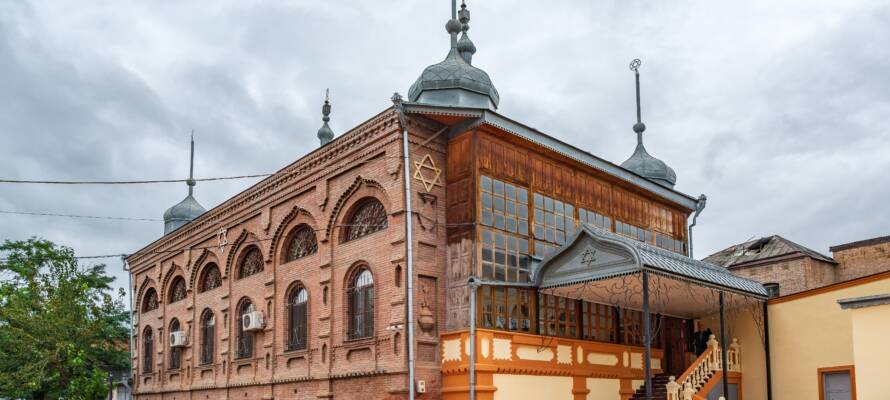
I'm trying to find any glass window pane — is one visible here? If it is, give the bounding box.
[481,175,492,191]
[493,180,504,195]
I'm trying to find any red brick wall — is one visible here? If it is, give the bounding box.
[834,241,890,282]
[729,257,836,296]
[129,109,449,399]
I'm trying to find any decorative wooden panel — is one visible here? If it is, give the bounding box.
[446,133,474,225]
[576,174,612,215]
[478,134,529,185]
[651,204,674,235]
[612,189,650,228]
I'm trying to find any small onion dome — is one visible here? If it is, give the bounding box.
[457,33,476,60]
[408,1,498,109]
[317,90,334,146]
[163,193,206,234]
[408,47,500,109]
[620,141,677,188]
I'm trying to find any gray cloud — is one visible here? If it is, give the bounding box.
[1,0,889,297]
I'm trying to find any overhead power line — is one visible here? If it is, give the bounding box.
[0,173,272,185]
[0,210,162,222]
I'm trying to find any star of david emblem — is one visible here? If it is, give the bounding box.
[413,153,442,192]
[581,246,598,267]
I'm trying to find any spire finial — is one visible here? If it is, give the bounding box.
[317,89,334,146]
[187,130,196,196]
[456,0,476,64]
[629,59,646,146]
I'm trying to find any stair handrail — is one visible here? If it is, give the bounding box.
[665,335,719,400]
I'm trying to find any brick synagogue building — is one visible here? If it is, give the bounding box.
[127,2,787,400]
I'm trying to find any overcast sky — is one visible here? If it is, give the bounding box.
[2,1,889,297]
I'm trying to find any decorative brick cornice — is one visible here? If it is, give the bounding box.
[128,107,400,268]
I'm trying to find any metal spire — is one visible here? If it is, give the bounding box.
[446,0,461,48]
[187,130,196,196]
[457,0,476,64]
[630,59,646,146]
[317,89,335,146]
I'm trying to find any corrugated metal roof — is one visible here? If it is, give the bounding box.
[537,224,768,298]
[704,235,836,268]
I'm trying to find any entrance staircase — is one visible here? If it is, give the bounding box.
[631,335,741,400]
[629,373,673,399]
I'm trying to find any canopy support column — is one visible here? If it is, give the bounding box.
[719,291,729,399]
[643,270,652,399]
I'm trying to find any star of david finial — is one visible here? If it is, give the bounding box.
[413,154,443,192]
[581,246,598,267]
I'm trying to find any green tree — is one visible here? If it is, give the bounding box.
[0,238,129,400]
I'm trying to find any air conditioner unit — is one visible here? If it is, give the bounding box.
[242,310,265,332]
[169,331,187,347]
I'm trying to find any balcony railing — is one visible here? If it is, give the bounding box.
[665,335,741,400]
[441,328,664,378]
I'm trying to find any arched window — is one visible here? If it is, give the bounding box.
[143,326,154,373]
[168,277,187,304]
[344,198,388,242]
[238,247,264,279]
[169,319,181,370]
[287,286,309,351]
[199,263,222,292]
[347,268,374,340]
[200,309,215,365]
[286,225,318,261]
[235,300,254,359]
[142,288,159,313]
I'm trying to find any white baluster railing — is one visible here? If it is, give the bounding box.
[666,335,741,400]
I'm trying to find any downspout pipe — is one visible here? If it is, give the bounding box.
[764,301,773,400]
[392,93,417,399]
[687,194,707,258]
[122,255,134,380]
[468,277,480,400]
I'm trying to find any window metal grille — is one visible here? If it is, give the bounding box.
[287,288,309,351]
[200,264,222,292]
[169,278,187,303]
[238,247,264,279]
[286,226,318,261]
[347,269,374,340]
[345,199,388,241]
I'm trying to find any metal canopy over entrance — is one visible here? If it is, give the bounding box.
[528,224,767,399]
[533,224,768,300]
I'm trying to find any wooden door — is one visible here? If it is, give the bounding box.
[662,317,690,376]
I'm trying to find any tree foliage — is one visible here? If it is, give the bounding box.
[0,239,129,400]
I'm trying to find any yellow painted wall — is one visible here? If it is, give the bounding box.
[768,277,890,400]
[492,374,573,400]
[849,302,890,400]
[585,378,620,400]
[700,307,767,399]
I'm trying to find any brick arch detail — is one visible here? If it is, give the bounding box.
[269,206,317,263]
[160,263,186,299]
[188,249,217,290]
[325,176,391,243]
[136,277,158,312]
[224,229,263,278]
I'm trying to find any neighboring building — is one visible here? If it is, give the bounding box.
[830,235,890,283]
[761,270,890,400]
[127,2,770,400]
[704,235,837,297]
[707,234,890,298]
